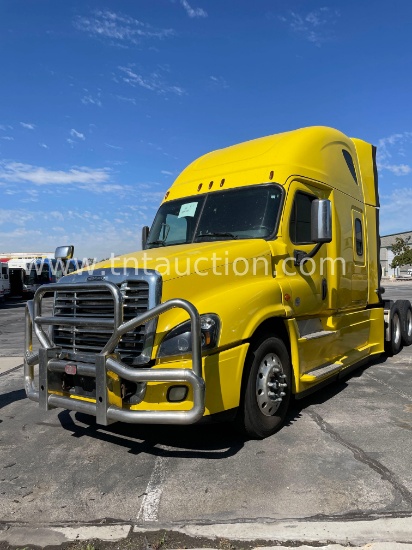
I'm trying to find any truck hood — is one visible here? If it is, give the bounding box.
[85,240,272,282]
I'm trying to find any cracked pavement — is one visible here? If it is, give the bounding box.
[0,284,412,546]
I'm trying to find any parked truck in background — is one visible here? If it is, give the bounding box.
[24,126,412,438]
[24,257,84,295]
[1,262,10,300]
[0,253,54,298]
[0,262,8,304]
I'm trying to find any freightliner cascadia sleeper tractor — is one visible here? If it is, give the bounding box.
[24,126,412,438]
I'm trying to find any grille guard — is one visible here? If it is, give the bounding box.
[24,282,205,425]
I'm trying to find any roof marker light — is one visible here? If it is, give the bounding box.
[164,191,170,200]
[220,179,225,187]
[198,183,203,191]
[209,181,213,189]
[269,170,274,180]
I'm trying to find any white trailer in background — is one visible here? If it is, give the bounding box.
[0,262,10,302]
[0,253,54,298]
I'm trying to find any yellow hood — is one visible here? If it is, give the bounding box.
[89,240,272,282]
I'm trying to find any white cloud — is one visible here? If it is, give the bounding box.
[116,95,137,105]
[376,132,412,163]
[118,66,186,96]
[380,187,412,234]
[74,9,174,45]
[376,131,412,176]
[382,164,412,176]
[0,209,35,226]
[20,122,36,130]
[0,162,110,186]
[39,142,49,149]
[210,75,229,89]
[1,136,14,141]
[81,94,102,107]
[180,0,207,18]
[105,143,122,150]
[278,7,340,46]
[70,128,85,140]
[84,183,131,194]
[161,170,173,175]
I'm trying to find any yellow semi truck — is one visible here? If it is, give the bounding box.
[25,126,412,438]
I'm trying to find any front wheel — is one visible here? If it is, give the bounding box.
[237,336,291,439]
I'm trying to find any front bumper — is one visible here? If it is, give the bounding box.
[24,281,205,426]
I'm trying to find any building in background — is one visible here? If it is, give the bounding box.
[380,231,412,278]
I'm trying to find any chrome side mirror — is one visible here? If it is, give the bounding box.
[55,245,74,260]
[311,200,332,243]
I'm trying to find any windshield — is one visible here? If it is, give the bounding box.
[146,184,283,249]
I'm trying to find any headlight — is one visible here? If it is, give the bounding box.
[157,314,220,358]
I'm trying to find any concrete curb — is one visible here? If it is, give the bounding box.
[0,524,131,547]
[165,517,412,545]
[2,517,412,548]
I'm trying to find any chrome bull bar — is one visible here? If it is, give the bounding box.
[24,282,205,425]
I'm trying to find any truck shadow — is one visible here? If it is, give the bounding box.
[56,354,389,457]
[285,354,389,423]
[57,409,245,459]
[0,388,27,411]
[0,299,27,310]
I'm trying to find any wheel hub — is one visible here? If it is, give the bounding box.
[256,353,287,417]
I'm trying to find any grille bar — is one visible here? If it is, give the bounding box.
[53,280,151,364]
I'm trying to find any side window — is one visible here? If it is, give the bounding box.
[355,218,363,256]
[290,192,315,244]
[342,150,358,184]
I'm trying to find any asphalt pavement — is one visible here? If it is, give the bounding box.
[1,282,412,548]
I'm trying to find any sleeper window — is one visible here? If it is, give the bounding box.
[355,218,363,256]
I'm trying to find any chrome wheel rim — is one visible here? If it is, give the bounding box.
[393,313,401,345]
[256,353,287,417]
[407,309,412,338]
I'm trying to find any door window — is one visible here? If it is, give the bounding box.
[290,192,315,244]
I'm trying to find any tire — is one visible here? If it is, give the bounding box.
[237,336,292,439]
[386,304,402,356]
[399,300,412,346]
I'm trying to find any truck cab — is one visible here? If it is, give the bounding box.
[24,127,410,438]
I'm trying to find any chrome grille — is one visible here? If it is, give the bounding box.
[53,281,150,364]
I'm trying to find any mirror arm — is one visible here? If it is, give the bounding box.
[294,243,323,266]
[141,226,150,250]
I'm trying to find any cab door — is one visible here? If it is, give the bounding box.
[281,179,332,318]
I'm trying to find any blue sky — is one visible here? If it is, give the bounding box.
[1,0,412,259]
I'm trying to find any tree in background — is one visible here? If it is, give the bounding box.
[390,237,412,270]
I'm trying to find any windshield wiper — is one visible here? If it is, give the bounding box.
[196,232,238,240]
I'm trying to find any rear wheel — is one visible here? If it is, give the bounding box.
[399,300,412,346]
[386,304,402,356]
[237,336,291,439]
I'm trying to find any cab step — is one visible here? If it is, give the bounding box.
[300,361,343,382]
[299,330,337,341]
